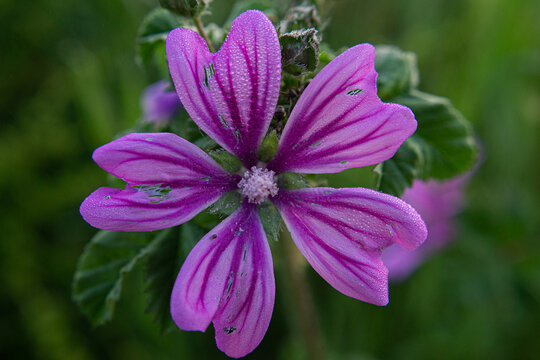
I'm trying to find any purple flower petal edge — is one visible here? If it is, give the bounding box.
[267,44,417,174]
[273,187,427,305]
[383,176,469,281]
[80,133,238,231]
[167,10,281,167]
[171,202,275,358]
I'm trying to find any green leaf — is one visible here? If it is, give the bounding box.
[376,90,478,196]
[394,90,478,179]
[374,137,424,196]
[258,200,282,242]
[136,8,189,74]
[72,230,154,325]
[143,223,207,332]
[258,130,279,162]
[143,228,180,332]
[375,45,419,101]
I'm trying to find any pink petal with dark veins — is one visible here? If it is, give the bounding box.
[171,203,275,358]
[273,187,426,305]
[268,44,417,174]
[80,133,237,231]
[167,10,281,167]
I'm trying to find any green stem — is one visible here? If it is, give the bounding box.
[192,15,215,52]
[279,229,327,360]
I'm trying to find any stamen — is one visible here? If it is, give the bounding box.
[237,167,279,204]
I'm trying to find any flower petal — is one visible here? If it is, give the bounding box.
[167,10,281,167]
[91,132,234,184]
[80,133,237,231]
[267,44,417,174]
[141,80,181,124]
[170,203,275,358]
[383,177,467,281]
[273,187,427,305]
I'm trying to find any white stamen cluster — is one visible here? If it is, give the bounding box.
[237,166,279,204]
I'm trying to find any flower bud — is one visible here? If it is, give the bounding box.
[158,0,210,17]
[141,81,181,125]
[280,29,320,76]
[274,106,286,121]
[280,5,321,33]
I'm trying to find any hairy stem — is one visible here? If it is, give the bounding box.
[192,16,215,52]
[279,229,327,360]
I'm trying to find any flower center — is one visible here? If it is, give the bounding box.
[237,166,279,204]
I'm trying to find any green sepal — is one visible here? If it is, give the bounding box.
[280,29,320,76]
[209,190,242,217]
[258,130,279,162]
[280,4,321,33]
[209,149,242,173]
[258,200,282,242]
[375,45,419,101]
[159,0,209,18]
[193,135,218,151]
[277,172,309,190]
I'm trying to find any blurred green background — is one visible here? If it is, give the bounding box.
[1,0,539,359]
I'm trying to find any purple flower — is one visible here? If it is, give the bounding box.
[80,11,427,358]
[382,176,469,281]
[141,80,181,125]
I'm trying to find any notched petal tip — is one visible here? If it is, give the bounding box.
[269,41,416,175]
[166,27,206,50]
[166,9,281,168]
[170,203,275,358]
[274,187,426,305]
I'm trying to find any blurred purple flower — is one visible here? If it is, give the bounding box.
[80,10,427,358]
[141,80,181,125]
[382,176,469,281]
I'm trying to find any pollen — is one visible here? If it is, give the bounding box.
[237,166,279,204]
